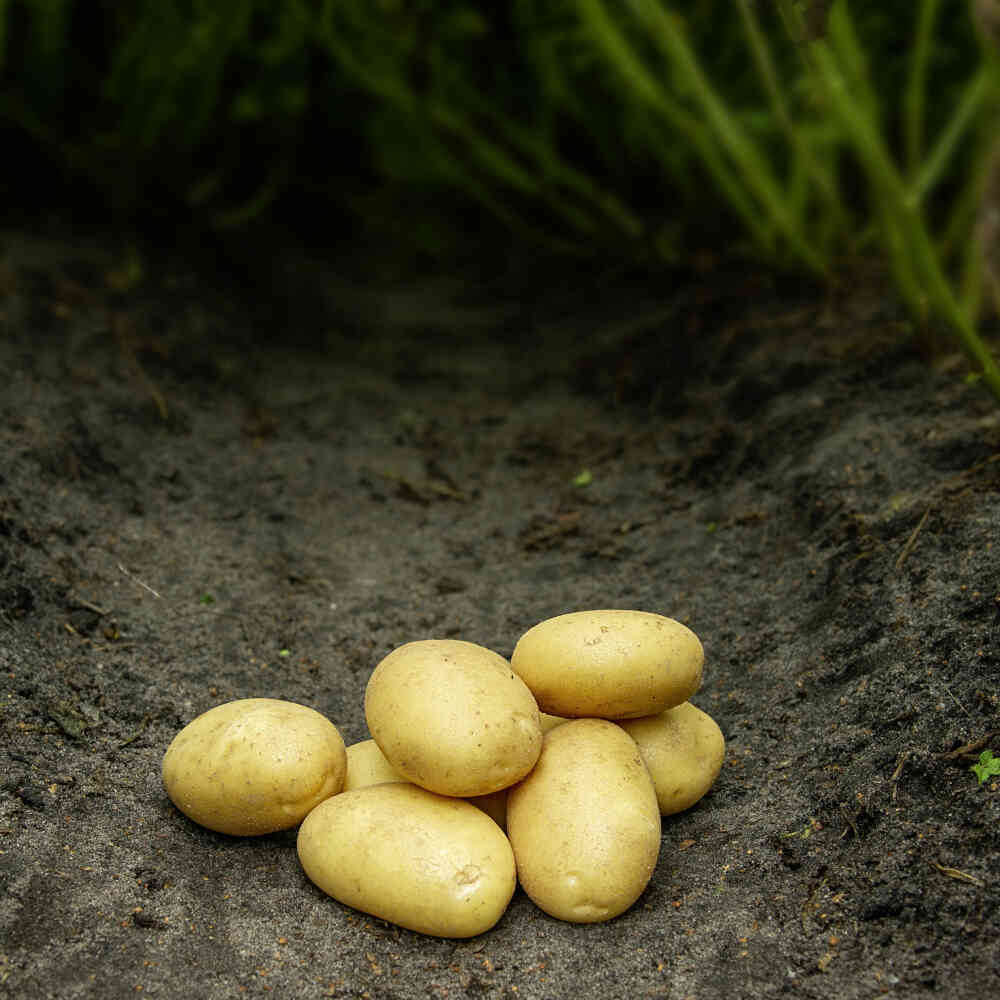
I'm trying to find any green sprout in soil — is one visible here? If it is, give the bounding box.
[970,749,1000,784]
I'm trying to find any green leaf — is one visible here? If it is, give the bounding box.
[970,749,1000,785]
[571,468,593,487]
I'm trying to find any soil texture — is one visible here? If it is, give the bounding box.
[1,232,999,999]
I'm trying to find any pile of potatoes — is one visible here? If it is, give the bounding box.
[162,610,725,938]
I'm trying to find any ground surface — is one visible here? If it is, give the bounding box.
[1,230,999,999]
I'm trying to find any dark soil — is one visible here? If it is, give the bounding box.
[1,230,999,999]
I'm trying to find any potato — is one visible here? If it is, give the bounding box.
[344,738,404,791]
[297,782,516,938]
[344,738,509,828]
[506,719,661,923]
[511,609,703,719]
[467,788,508,830]
[540,711,569,733]
[365,639,542,797]
[162,698,346,836]
[618,702,726,815]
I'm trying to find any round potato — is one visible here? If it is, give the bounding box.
[511,610,703,719]
[618,702,725,815]
[365,639,542,797]
[506,719,661,923]
[297,782,516,938]
[162,698,346,836]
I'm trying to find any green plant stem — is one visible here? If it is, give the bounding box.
[320,0,656,244]
[573,0,778,253]
[904,0,942,180]
[457,89,645,239]
[913,67,992,204]
[638,2,829,274]
[735,0,846,232]
[784,0,1000,400]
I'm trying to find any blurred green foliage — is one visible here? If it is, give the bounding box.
[2,0,999,392]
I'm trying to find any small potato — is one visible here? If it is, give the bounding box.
[344,738,405,791]
[345,738,509,828]
[298,783,516,938]
[540,711,569,733]
[506,719,661,923]
[618,702,725,815]
[511,610,703,719]
[162,698,346,836]
[365,639,542,797]
[467,788,508,830]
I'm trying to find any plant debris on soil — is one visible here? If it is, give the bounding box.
[1,231,999,999]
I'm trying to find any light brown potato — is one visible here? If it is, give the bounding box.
[511,610,703,719]
[365,639,542,797]
[297,782,516,938]
[162,698,346,836]
[506,719,661,923]
[618,702,725,815]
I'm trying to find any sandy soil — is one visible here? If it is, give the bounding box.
[1,231,999,999]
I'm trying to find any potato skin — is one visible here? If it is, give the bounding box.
[344,738,509,827]
[297,783,516,938]
[162,698,346,836]
[540,712,568,733]
[511,610,704,719]
[344,738,405,791]
[506,719,661,923]
[618,702,725,815]
[365,639,542,797]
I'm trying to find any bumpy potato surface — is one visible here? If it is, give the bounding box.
[162,698,346,836]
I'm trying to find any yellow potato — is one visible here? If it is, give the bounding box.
[618,702,726,815]
[345,738,509,828]
[511,610,703,719]
[297,782,516,938]
[506,719,661,923]
[162,698,346,836]
[344,738,404,791]
[365,639,542,797]
[540,711,568,733]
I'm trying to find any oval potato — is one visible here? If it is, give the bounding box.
[297,782,516,938]
[511,610,703,719]
[365,639,542,796]
[506,719,661,923]
[162,698,346,836]
[618,702,725,815]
